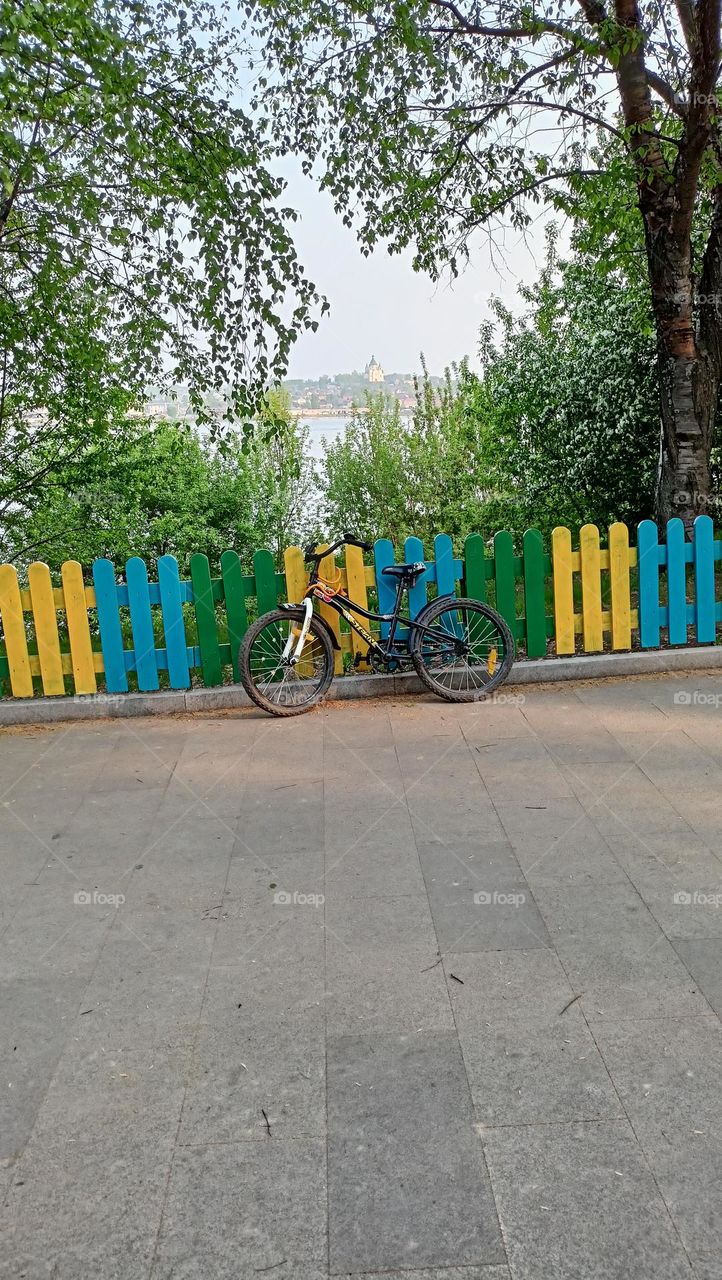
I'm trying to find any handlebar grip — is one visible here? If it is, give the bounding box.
[343,533,373,553]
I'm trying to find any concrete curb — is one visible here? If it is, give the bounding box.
[2,645,722,726]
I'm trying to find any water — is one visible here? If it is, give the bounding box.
[295,414,347,460]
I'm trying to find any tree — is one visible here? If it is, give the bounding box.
[252,0,722,523]
[0,0,323,472]
[476,233,661,535]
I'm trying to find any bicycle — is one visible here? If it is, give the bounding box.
[239,534,515,717]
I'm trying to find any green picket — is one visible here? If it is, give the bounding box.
[220,550,248,680]
[523,528,547,657]
[253,548,278,616]
[463,533,488,603]
[493,530,520,637]
[190,553,223,687]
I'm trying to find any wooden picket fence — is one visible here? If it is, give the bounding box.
[0,517,720,699]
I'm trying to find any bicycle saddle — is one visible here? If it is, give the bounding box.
[381,561,426,582]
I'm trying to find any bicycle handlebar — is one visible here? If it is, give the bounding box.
[303,534,373,563]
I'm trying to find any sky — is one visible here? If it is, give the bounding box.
[280,159,558,381]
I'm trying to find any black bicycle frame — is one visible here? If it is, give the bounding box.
[305,580,454,661]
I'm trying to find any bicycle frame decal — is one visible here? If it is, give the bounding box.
[338,606,378,649]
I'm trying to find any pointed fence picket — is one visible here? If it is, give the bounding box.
[1,520,721,699]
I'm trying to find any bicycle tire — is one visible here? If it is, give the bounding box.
[411,597,515,703]
[239,608,334,717]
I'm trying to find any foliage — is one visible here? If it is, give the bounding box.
[2,410,319,572]
[250,1,714,275]
[0,0,323,474]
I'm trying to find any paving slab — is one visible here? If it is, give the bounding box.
[672,938,722,1016]
[1,1121,177,1280]
[327,1032,504,1274]
[152,1137,327,1280]
[445,954,621,1125]
[481,1119,696,1280]
[533,880,708,1021]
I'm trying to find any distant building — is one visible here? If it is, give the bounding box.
[365,355,384,384]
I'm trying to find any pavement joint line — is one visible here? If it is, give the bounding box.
[5,645,722,724]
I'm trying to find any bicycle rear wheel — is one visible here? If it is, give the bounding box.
[239,608,334,716]
[411,597,515,702]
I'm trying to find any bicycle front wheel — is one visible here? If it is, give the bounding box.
[411,597,515,702]
[239,608,334,716]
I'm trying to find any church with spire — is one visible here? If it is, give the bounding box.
[364,355,384,384]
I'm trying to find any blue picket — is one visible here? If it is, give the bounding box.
[373,538,397,639]
[92,559,128,693]
[637,520,661,649]
[693,515,716,643]
[404,535,428,619]
[433,533,458,598]
[665,518,688,645]
[126,557,159,691]
[157,555,190,689]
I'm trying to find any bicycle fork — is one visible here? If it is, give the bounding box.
[282,597,314,666]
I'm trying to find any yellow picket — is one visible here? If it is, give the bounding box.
[608,523,632,650]
[61,561,97,694]
[344,542,371,666]
[284,546,308,605]
[27,562,65,695]
[579,524,603,651]
[316,544,344,674]
[0,564,34,697]
[551,527,575,655]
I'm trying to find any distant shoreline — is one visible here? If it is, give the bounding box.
[290,406,412,419]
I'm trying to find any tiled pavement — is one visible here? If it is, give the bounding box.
[2,673,722,1278]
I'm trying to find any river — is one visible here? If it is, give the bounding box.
[294,414,348,460]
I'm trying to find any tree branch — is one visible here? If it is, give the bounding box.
[671,0,722,240]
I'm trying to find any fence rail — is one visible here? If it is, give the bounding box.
[0,517,719,699]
